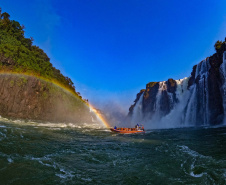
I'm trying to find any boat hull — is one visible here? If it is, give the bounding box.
[110,128,145,134]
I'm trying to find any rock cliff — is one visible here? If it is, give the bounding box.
[0,73,93,123]
[129,38,226,127]
[0,8,99,123]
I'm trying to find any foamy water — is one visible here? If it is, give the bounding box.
[0,119,225,184]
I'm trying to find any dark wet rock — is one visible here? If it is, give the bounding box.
[128,89,145,116]
[166,78,177,93]
[0,74,92,123]
[129,78,178,119]
[188,65,197,89]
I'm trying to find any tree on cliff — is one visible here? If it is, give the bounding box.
[1,12,10,20]
[1,12,10,28]
[214,40,223,51]
[0,8,80,97]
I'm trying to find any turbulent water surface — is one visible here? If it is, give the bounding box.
[0,118,225,185]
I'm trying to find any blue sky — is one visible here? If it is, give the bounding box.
[1,0,226,111]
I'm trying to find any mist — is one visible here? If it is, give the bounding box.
[95,100,129,127]
[78,86,143,127]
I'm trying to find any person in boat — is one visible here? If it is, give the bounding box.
[142,125,144,131]
[114,126,117,129]
[135,124,139,130]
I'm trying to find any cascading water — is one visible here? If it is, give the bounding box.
[131,92,144,124]
[154,82,167,118]
[184,85,197,126]
[151,77,190,128]
[152,81,178,123]
[175,77,189,102]
[131,57,215,128]
[160,78,190,127]
[220,51,226,123]
[184,58,210,125]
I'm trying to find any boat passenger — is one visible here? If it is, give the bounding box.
[114,126,117,129]
[135,124,139,130]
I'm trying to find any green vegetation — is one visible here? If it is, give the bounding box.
[20,76,27,84]
[16,77,28,87]
[9,80,14,87]
[214,38,226,52]
[146,82,158,88]
[0,8,80,98]
[214,40,223,51]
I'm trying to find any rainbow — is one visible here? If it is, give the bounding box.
[0,72,111,128]
[0,71,80,97]
[88,104,111,128]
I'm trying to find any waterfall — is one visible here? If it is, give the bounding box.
[154,82,167,117]
[220,51,226,123]
[131,50,226,128]
[175,77,189,101]
[184,58,210,125]
[131,92,144,124]
[151,77,190,128]
[133,58,212,128]
[184,85,197,125]
[152,81,177,121]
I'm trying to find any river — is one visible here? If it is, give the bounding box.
[0,118,225,184]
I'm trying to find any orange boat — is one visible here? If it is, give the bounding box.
[110,125,145,134]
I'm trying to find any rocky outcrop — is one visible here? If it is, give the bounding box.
[187,39,226,124]
[129,38,226,126]
[129,78,179,119]
[129,89,145,116]
[0,73,93,123]
[142,82,159,118]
